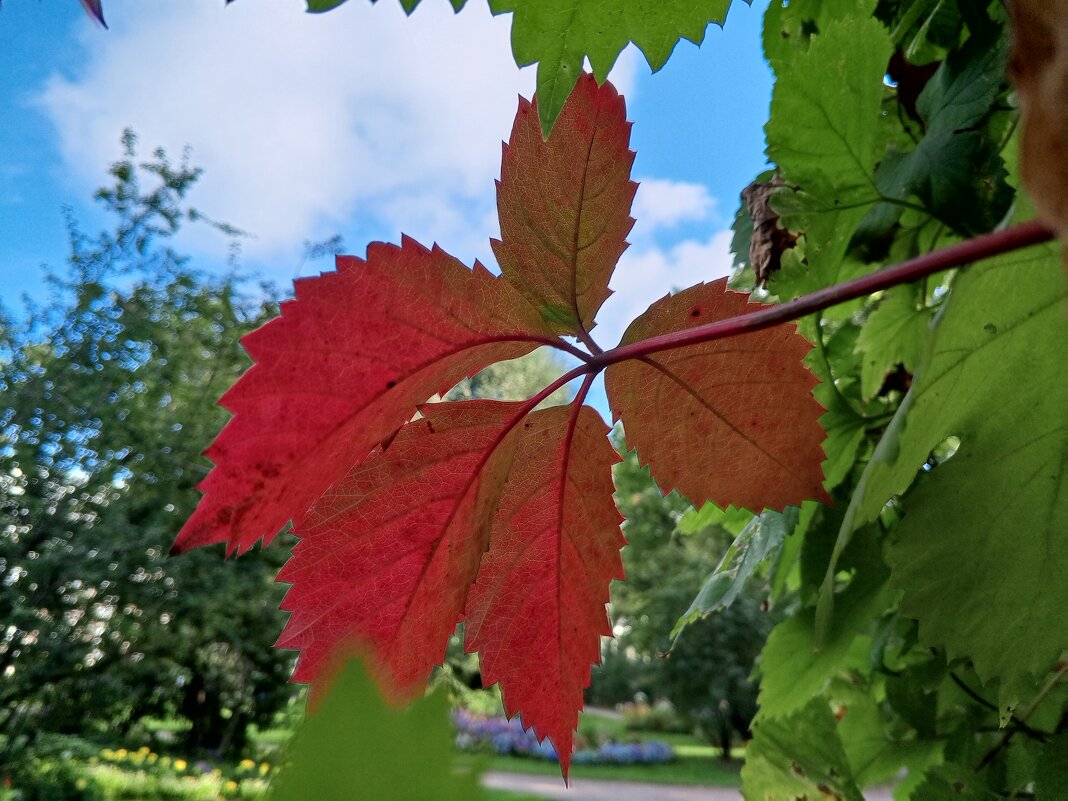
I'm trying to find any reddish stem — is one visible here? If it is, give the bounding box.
[532,335,594,363]
[588,220,1054,369]
[532,221,1053,401]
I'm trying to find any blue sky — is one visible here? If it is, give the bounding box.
[0,0,772,410]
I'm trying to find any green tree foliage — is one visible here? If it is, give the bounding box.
[595,447,773,757]
[446,348,569,405]
[0,134,296,763]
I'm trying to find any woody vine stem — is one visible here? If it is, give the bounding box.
[534,220,1054,397]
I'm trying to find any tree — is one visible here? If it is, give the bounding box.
[606,447,772,758]
[0,133,296,763]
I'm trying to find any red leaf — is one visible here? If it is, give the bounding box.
[174,74,834,781]
[464,403,624,776]
[275,401,523,699]
[173,238,555,555]
[604,279,830,511]
[493,73,636,336]
[80,0,107,27]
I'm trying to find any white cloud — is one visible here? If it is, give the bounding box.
[36,0,638,274]
[595,229,734,347]
[631,177,715,232]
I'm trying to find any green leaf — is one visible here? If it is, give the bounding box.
[855,285,933,401]
[808,320,871,489]
[676,502,753,536]
[1036,733,1068,801]
[758,559,891,719]
[765,9,892,207]
[902,0,962,64]
[916,30,1005,135]
[763,0,878,65]
[306,0,350,11]
[907,764,998,800]
[757,7,893,300]
[672,507,798,637]
[268,658,483,801]
[830,679,944,789]
[849,240,1067,693]
[742,697,864,801]
[306,0,468,15]
[770,202,872,300]
[488,0,739,134]
[861,31,1012,238]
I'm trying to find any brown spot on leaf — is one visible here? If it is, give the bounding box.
[741,175,798,287]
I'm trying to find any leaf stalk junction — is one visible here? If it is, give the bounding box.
[536,220,1054,396]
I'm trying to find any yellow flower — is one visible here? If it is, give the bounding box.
[116,748,128,759]
[148,753,158,763]
[239,758,255,769]
[174,759,188,771]
[226,780,239,791]
[160,756,171,767]
[100,749,115,760]
[259,762,270,776]
[138,746,150,754]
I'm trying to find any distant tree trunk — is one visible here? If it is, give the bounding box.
[718,718,733,760]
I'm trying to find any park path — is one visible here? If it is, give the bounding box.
[483,772,895,801]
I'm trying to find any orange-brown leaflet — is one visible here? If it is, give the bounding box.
[605,279,830,512]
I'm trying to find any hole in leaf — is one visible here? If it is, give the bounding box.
[922,435,961,471]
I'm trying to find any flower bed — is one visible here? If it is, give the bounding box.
[5,738,275,801]
[452,710,675,765]
[91,747,273,799]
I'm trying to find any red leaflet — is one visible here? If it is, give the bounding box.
[276,401,523,699]
[464,403,624,776]
[173,238,555,555]
[604,280,830,511]
[493,73,636,339]
[177,74,830,777]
